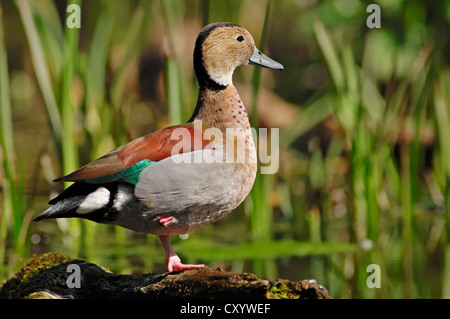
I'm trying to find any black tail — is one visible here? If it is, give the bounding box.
[34,182,125,223]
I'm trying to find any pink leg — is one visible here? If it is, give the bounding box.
[158,235,205,272]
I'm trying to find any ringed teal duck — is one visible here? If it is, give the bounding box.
[34,22,284,272]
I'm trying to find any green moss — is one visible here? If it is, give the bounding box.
[16,252,74,283]
[267,283,300,299]
[0,252,75,298]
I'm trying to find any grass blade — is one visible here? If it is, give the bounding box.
[15,0,62,149]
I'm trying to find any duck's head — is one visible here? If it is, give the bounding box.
[194,22,283,90]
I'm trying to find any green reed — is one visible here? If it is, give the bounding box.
[9,0,152,263]
[1,3,17,275]
[308,18,449,297]
[161,0,192,124]
[246,0,275,278]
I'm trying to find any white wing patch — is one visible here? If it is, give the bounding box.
[76,187,110,214]
[114,184,133,210]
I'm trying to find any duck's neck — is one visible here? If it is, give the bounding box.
[189,85,256,164]
[189,85,250,130]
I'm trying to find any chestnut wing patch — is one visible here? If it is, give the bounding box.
[53,123,210,183]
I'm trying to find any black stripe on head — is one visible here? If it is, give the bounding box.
[193,22,241,91]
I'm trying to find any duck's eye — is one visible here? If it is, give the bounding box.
[236,35,244,42]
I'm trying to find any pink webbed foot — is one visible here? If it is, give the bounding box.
[159,235,205,272]
[167,255,205,272]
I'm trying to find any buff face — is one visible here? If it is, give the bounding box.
[201,26,255,86]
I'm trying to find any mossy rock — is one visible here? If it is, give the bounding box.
[1,252,330,299]
[0,252,74,298]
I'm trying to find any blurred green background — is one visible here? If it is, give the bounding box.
[1,0,450,298]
